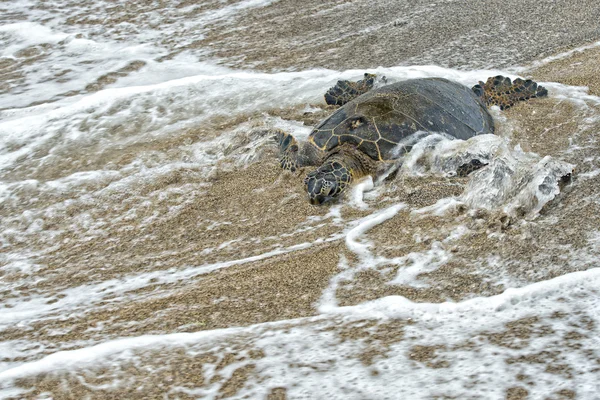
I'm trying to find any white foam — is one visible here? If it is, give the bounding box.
[319,204,406,312]
[0,254,42,275]
[344,203,406,257]
[0,67,333,173]
[0,0,283,110]
[387,242,450,287]
[400,133,502,177]
[2,16,600,395]
[0,235,341,330]
[411,197,464,217]
[344,266,600,321]
[542,81,600,107]
[2,266,599,398]
[0,22,69,57]
[349,176,374,209]
[0,328,241,380]
[0,25,165,110]
[463,150,574,217]
[397,133,575,218]
[192,0,280,25]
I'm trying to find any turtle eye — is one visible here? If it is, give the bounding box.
[304,171,317,185]
[305,177,316,193]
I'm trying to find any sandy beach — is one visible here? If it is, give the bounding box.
[2,0,600,398]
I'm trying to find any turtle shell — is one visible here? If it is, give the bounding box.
[309,78,494,161]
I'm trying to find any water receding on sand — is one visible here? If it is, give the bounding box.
[1,0,600,399]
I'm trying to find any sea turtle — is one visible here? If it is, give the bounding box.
[276,74,547,204]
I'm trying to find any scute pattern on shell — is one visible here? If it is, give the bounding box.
[309,78,495,161]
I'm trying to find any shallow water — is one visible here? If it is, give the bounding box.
[2,1,600,399]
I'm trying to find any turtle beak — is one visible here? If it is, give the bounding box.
[309,194,334,205]
[305,177,333,205]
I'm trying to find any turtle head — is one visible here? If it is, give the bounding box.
[304,161,352,205]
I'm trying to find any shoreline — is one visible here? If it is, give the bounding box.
[2,8,600,396]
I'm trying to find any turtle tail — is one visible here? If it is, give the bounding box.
[472,75,548,110]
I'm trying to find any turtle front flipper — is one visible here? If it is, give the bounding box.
[324,73,378,106]
[275,129,323,172]
[472,75,548,110]
[275,130,301,172]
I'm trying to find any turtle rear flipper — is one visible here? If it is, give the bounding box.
[472,75,548,110]
[324,73,377,106]
[456,159,488,177]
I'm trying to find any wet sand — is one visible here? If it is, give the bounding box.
[531,45,600,96]
[3,0,600,110]
[194,0,600,71]
[4,42,600,398]
[3,0,600,396]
